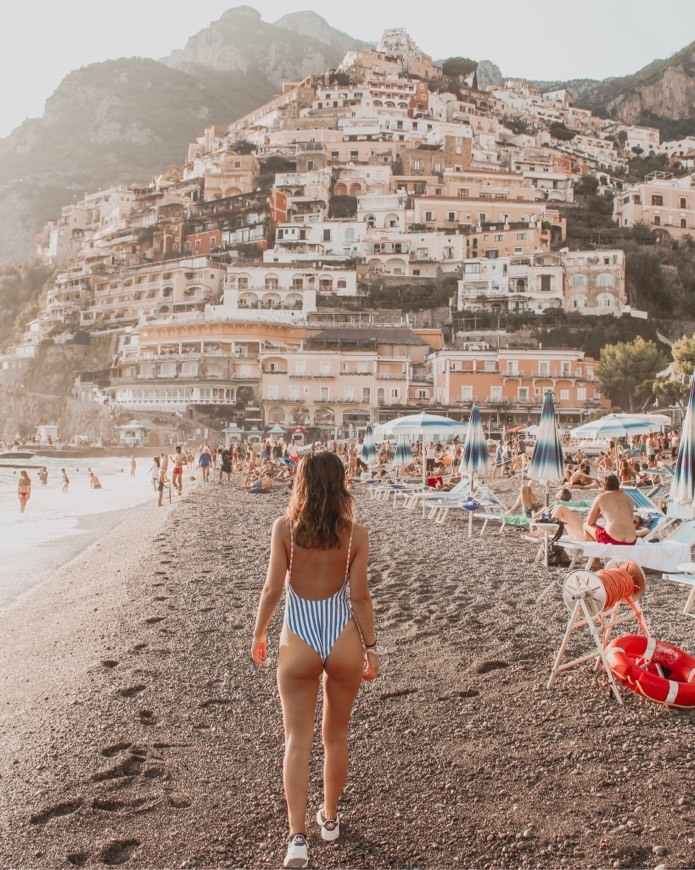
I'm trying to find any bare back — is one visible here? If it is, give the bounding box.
[283,520,360,601]
[589,490,635,542]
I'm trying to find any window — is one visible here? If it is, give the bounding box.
[560,389,569,400]
[461,385,473,401]
[307,160,314,171]
[651,195,663,206]
[507,360,518,375]
[362,387,371,403]
[464,263,480,274]
[516,233,527,240]
[289,386,300,401]
[577,387,587,401]
[494,234,503,242]
[344,386,355,401]
[596,273,614,286]
[425,211,434,222]
[295,361,306,375]
[350,151,358,160]
[541,275,552,292]
[681,218,687,229]
[320,362,331,375]
[570,274,587,286]
[390,388,400,400]
[538,362,550,377]
[561,362,571,376]
[447,212,456,222]
[331,151,339,160]
[320,386,329,401]
[518,387,529,401]
[433,162,442,173]
[323,229,331,242]
[680,197,687,209]
[412,159,423,171]
[597,293,614,308]
[490,385,502,400]
[479,212,488,224]
[268,384,279,400]
[654,216,661,226]
[484,361,496,372]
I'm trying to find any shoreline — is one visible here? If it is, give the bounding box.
[0,478,693,868]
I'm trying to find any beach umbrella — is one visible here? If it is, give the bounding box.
[378,412,467,486]
[459,404,488,536]
[570,414,659,440]
[393,434,414,470]
[360,422,378,470]
[460,404,489,479]
[670,373,695,511]
[528,391,565,507]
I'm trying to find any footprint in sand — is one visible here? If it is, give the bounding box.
[66,852,89,866]
[99,839,141,866]
[118,685,146,698]
[101,742,132,758]
[474,660,510,674]
[101,660,119,669]
[138,709,157,726]
[92,797,147,813]
[92,747,147,782]
[380,688,417,700]
[144,616,166,625]
[30,799,83,825]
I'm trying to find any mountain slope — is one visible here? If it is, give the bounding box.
[576,40,695,135]
[0,6,364,263]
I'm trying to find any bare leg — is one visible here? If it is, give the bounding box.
[277,630,322,837]
[583,521,598,541]
[552,505,584,539]
[321,621,363,820]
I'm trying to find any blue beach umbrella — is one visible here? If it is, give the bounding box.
[528,391,565,507]
[460,404,489,479]
[570,414,658,440]
[393,435,414,471]
[670,373,695,509]
[361,422,378,467]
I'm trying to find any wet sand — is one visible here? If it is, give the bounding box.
[0,477,693,869]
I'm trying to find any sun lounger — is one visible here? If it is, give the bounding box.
[558,536,692,573]
[662,561,695,617]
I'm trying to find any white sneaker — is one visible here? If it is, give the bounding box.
[283,834,308,869]
[316,809,340,842]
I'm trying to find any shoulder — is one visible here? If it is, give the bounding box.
[272,516,291,537]
[351,522,369,545]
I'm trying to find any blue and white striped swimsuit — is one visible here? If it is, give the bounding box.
[285,525,354,663]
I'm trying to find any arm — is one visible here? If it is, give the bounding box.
[251,517,288,666]
[347,526,379,681]
[586,494,603,528]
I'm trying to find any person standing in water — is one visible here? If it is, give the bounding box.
[130,455,137,477]
[18,471,31,513]
[61,468,70,493]
[251,452,379,869]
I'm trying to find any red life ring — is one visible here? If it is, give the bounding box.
[606,635,695,708]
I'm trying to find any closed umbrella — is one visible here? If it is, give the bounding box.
[528,391,566,568]
[670,372,695,511]
[393,435,414,473]
[459,404,488,536]
[529,391,565,507]
[360,422,378,471]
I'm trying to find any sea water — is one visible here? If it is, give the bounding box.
[0,455,158,608]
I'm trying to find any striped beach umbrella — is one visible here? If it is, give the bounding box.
[393,434,414,468]
[528,391,565,506]
[360,422,378,467]
[460,403,489,478]
[670,373,695,509]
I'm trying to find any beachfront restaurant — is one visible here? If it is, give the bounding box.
[115,421,154,447]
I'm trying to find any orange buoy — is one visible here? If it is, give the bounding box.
[606,635,695,708]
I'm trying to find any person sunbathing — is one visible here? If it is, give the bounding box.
[569,462,600,490]
[509,480,543,518]
[583,474,637,545]
[240,474,274,492]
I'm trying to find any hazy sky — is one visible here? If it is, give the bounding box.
[2,0,694,138]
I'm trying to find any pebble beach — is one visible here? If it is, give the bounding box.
[0,476,693,869]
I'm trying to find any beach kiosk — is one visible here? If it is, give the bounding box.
[115,421,153,447]
[35,424,59,445]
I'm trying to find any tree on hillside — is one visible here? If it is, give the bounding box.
[441,57,478,79]
[644,377,689,410]
[625,249,670,313]
[672,334,695,378]
[598,337,668,411]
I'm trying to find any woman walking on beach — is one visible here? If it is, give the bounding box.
[251,452,379,869]
[17,470,31,513]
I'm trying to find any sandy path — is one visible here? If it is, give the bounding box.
[0,478,693,869]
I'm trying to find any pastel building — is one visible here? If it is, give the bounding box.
[614,172,695,238]
[429,347,608,427]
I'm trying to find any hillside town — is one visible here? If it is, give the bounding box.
[1,28,688,442]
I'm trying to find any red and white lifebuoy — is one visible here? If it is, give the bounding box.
[606,635,695,708]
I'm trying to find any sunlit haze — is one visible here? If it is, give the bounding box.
[1,0,695,138]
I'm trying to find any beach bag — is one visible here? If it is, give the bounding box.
[547,544,571,567]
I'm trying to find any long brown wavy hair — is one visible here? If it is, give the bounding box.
[286,452,354,549]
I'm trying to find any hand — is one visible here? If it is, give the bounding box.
[251,636,267,667]
[363,650,380,681]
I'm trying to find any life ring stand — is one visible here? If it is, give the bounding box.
[606,635,695,708]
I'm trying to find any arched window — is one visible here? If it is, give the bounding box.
[596,293,614,308]
[571,294,587,309]
[597,273,615,286]
[570,274,587,286]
